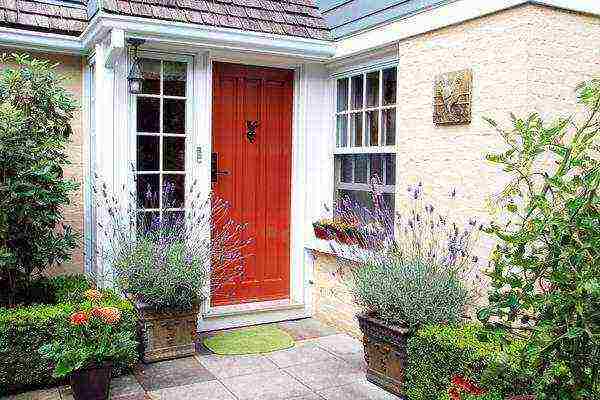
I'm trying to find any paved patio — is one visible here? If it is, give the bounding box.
[4,319,399,400]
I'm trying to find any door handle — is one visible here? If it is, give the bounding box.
[211,152,230,183]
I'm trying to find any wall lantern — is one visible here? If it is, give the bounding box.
[127,38,146,95]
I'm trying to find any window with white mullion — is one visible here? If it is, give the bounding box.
[134,57,189,231]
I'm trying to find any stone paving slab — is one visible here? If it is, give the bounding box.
[219,370,314,400]
[265,342,339,368]
[148,381,236,400]
[276,318,339,341]
[283,359,364,391]
[195,354,279,379]
[135,357,216,391]
[317,379,400,400]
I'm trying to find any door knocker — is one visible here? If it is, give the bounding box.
[246,120,259,143]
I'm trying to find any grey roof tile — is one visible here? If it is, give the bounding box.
[0,0,329,40]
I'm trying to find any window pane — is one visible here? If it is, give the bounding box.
[370,154,383,184]
[366,110,379,146]
[341,155,352,183]
[140,58,160,95]
[163,99,186,134]
[137,98,160,133]
[338,189,373,210]
[336,115,348,147]
[385,154,396,185]
[163,174,185,208]
[383,108,396,145]
[366,71,379,108]
[337,78,349,112]
[383,67,397,105]
[351,75,363,110]
[350,113,363,147]
[354,155,368,184]
[137,211,160,234]
[137,174,159,209]
[163,211,185,229]
[136,135,159,171]
[164,61,187,97]
[163,136,185,171]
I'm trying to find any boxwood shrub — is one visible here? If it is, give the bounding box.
[406,324,533,400]
[0,275,138,395]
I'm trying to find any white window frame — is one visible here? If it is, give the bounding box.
[333,64,398,200]
[131,52,194,224]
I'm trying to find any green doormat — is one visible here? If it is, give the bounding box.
[203,325,295,355]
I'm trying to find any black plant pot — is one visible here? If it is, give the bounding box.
[70,363,112,400]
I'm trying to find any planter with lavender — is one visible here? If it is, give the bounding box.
[329,183,481,397]
[96,179,252,363]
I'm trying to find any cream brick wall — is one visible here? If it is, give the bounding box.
[0,49,86,275]
[312,4,600,336]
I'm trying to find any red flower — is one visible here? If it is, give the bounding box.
[69,311,88,326]
[448,387,461,400]
[450,375,487,396]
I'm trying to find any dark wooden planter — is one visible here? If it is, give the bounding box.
[357,313,410,398]
[136,302,200,363]
[70,363,112,400]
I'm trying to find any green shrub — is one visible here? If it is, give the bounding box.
[0,276,137,395]
[480,79,600,398]
[406,324,532,400]
[0,54,80,307]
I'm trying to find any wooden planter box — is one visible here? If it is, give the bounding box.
[357,313,410,398]
[136,302,200,364]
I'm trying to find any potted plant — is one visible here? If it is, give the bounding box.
[329,183,480,397]
[313,218,361,245]
[96,179,252,363]
[39,289,137,400]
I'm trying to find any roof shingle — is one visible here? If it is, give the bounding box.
[0,0,330,41]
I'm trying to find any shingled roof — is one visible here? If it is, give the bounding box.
[0,0,331,41]
[102,0,331,40]
[0,0,88,35]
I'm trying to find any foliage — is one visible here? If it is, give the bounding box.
[39,291,137,378]
[406,324,533,400]
[328,183,480,330]
[479,79,600,398]
[0,53,79,307]
[0,275,137,395]
[96,178,253,312]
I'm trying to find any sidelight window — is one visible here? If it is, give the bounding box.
[134,58,189,230]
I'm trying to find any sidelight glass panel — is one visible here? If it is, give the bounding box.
[136,136,160,171]
[163,136,186,171]
[137,98,160,133]
[163,174,185,208]
[351,75,363,110]
[140,58,161,95]
[341,155,353,183]
[163,99,186,134]
[370,154,383,183]
[137,174,160,209]
[354,155,368,184]
[164,61,187,97]
[385,154,396,185]
[337,78,349,112]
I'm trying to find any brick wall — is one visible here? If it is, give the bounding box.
[312,4,600,336]
[0,49,86,275]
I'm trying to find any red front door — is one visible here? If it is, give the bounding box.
[211,62,294,306]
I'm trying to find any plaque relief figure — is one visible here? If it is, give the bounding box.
[433,69,473,125]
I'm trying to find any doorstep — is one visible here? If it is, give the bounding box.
[200,299,311,332]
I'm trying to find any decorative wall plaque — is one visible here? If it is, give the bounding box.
[433,69,473,125]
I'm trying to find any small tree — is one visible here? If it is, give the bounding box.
[479,79,600,399]
[0,54,79,306]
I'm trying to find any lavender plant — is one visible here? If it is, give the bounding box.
[94,176,252,312]
[329,180,481,330]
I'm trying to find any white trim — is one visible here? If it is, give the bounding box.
[0,26,83,54]
[331,0,600,59]
[104,29,125,68]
